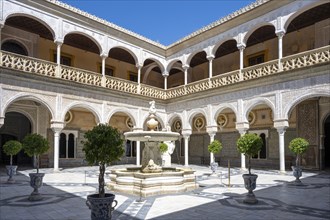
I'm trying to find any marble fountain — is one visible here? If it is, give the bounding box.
[108,101,197,197]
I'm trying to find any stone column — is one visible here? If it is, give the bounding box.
[51,121,64,171]
[276,31,285,71]
[207,126,217,164]
[54,40,63,78]
[209,133,215,164]
[237,44,245,81]
[136,63,142,94]
[101,54,107,87]
[182,132,191,166]
[274,120,288,173]
[0,116,4,128]
[183,64,189,85]
[236,122,249,170]
[136,141,141,166]
[162,71,169,90]
[207,55,215,78]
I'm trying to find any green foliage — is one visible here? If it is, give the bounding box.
[3,140,22,156]
[159,142,168,153]
[208,140,223,154]
[288,138,309,155]
[237,133,263,157]
[236,133,263,174]
[22,133,49,173]
[22,134,49,157]
[289,137,309,166]
[3,140,22,166]
[82,124,124,166]
[82,124,124,198]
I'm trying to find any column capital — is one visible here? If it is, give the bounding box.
[50,120,64,133]
[136,63,143,69]
[182,64,190,70]
[162,71,169,77]
[100,52,108,59]
[237,43,246,51]
[206,125,218,135]
[182,129,192,138]
[206,55,215,61]
[54,39,63,46]
[235,122,249,134]
[275,30,286,38]
[274,119,289,132]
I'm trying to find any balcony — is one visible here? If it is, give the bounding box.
[1,45,329,100]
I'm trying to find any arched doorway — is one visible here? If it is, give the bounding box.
[324,115,330,168]
[0,112,32,165]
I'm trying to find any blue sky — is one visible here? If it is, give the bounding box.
[61,0,255,46]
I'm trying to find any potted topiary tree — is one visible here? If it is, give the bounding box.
[288,137,309,185]
[83,123,124,220]
[208,140,223,174]
[237,133,263,204]
[3,140,22,183]
[22,133,50,201]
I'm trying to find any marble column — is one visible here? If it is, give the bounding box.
[51,121,64,171]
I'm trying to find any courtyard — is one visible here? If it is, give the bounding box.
[0,165,329,220]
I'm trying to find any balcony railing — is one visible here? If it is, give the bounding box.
[1,45,329,100]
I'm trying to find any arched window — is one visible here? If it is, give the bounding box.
[68,133,75,158]
[59,131,77,158]
[259,133,267,159]
[1,41,28,56]
[59,133,66,158]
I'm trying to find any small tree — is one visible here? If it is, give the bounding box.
[208,140,223,162]
[82,124,124,198]
[3,140,22,166]
[237,133,263,175]
[288,137,309,167]
[159,142,168,154]
[22,133,49,173]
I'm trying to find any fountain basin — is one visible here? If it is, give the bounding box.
[124,131,180,142]
[107,167,197,197]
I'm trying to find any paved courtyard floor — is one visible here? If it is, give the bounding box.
[0,164,329,220]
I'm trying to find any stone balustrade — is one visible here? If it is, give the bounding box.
[1,45,329,100]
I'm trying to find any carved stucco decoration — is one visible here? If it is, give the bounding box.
[173,120,182,132]
[194,117,205,131]
[217,114,228,128]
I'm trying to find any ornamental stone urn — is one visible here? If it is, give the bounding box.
[86,193,118,220]
[6,165,18,183]
[242,174,258,204]
[28,173,45,201]
[291,166,303,185]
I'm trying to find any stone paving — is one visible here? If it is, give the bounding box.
[0,164,329,220]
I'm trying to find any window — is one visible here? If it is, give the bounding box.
[1,41,28,56]
[59,131,78,158]
[52,51,73,66]
[128,72,138,82]
[247,51,267,67]
[125,140,136,157]
[98,64,114,77]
